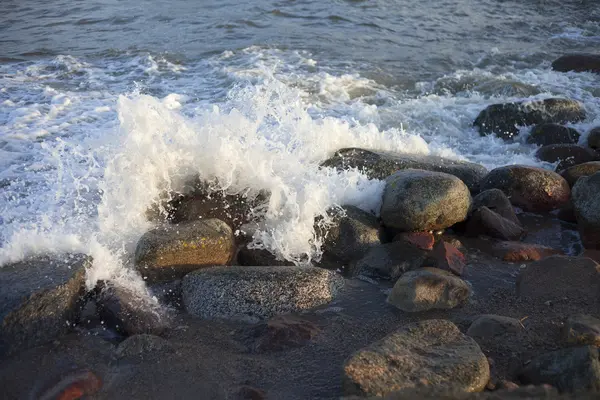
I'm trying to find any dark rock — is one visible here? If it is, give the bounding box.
[351,241,429,280]
[573,172,600,249]
[246,314,321,352]
[467,315,522,339]
[562,315,600,347]
[182,266,344,321]
[519,346,600,393]
[321,148,487,192]
[95,283,170,336]
[380,169,471,232]
[349,385,567,399]
[116,334,173,358]
[134,219,235,283]
[528,124,581,146]
[587,127,600,150]
[393,232,435,251]
[342,319,489,396]
[489,241,563,262]
[424,240,466,276]
[535,144,597,171]
[473,98,586,140]
[560,162,600,187]
[472,189,520,225]
[387,268,471,312]
[465,207,526,241]
[552,54,600,73]
[516,256,600,305]
[0,254,88,355]
[557,203,578,224]
[236,246,294,267]
[479,165,571,212]
[235,385,266,400]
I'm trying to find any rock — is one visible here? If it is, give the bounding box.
[519,346,600,393]
[182,266,344,321]
[587,127,600,150]
[424,240,466,276]
[236,246,295,267]
[489,241,563,262]
[472,189,520,225]
[393,232,435,251]
[573,172,600,249]
[351,241,429,280]
[246,314,321,352]
[479,165,571,212]
[321,148,487,192]
[95,283,170,336]
[473,80,540,98]
[380,169,471,232]
[516,256,600,305]
[349,386,565,399]
[116,334,172,358]
[0,254,88,355]
[467,315,522,339]
[557,203,578,224]
[342,319,489,396]
[235,386,266,400]
[465,207,525,241]
[32,368,102,400]
[527,124,581,146]
[535,144,597,171]
[387,268,471,312]
[134,219,235,283]
[318,206,382,269]
[563,315,600,347]
[552,54,600,73]
[560,162,600,187]
[473,98,586,140]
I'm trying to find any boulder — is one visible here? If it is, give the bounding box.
[342,319,489,396]
[563,314,600,347]
[516,256,600,305]
[380,169,471,232]
[552,54,600,73]
[519,346,600,393]
[489,241,563,262]
[473,98,586,140]
[387,268,471,312]
[527,123,581,146]
[465,207,525,241]
[350,241,429,280]
[479,165,571,212]
[424,240,466,276]
[467,315,522,339]
[535,144,597,171]
[560,162,600,187]
[321,148,487,192]
[182,266,344,321]
[347,386,563,399]
[245,314,321,352]
[471,189,520,225]
[0,254,88,355]
[134,219,235,283]
[587,127,600,150]
[318,206,382,269]
[236,246,294,267]
[393,232,435,251]
[573,172,600,249]
[116,334,173,358]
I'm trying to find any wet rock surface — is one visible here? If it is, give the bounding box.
[552,54,600,73]
[562,315,600,347]
[559,161,600,187]
[467,315,522,340]
[528,123,581,146]
[351,241,429,279]
[572,172,600,249]
[489,241,563,262]
[536,144,598,171]
[465,206,526,241]
[472,189,521,226]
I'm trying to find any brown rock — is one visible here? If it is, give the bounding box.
[489,241,563,262]
[528,124,581,146]
[563,315,600,347]
[424,241,466,276]
[560,161,600,187]
[479,165,571,212]
[247,314,321,352]
[342,319,489,396]
[535,144,597,171]
[465,207,525,241]
[393,232,435,251]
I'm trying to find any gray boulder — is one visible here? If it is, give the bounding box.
[387,268,471,312]
[321,148,487,192]
[573,172,600,249]
[473,98,586,140]
[351,241,429,280]
[342,319,489,396]
[182,266,344,321]
[472,189,520,225]
[380,169,471,232]
[552,54,600,74]
[465,206,525,241]
[467,315,522,340]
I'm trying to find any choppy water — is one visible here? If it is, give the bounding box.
[1,0,599,288]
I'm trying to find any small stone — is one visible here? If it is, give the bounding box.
[387,268,471,312]
[182,266,344,320]
[247,314,321,352]
[393,232,435,251]
[563,315,600,347]
[342,319,489,396]
[560,161,600,187]
[424,241,466,276]
[471,189,520,225]
[467,315,522,339]
[465,207,525,241]
[528,124,581,146]
[489,241,563,262]
[552,54,600,73]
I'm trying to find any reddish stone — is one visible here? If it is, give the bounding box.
[424,241,466,276]
[490,242,563,262]
[393,232,435,250]
[37,370,102,400]
[250,314,321,352]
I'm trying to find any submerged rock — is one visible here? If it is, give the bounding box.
[535,144,597,171]
[387,268,471,312]
[560,162,600,187]
[563,314,600,347]
[489,241,563,262]
[573,172,600,249]
[182,266,344,321]
[552,54,600,73]
[0,254,88,355]
[527,123,581,146]
[380,169,471,232]
[479,165,570,212]
[246,314,321,352]
[321,148,487,192]
[473,98,586,140]
[134,219,235,283]
[342,319,489,396]
[466,315,522,340]
[351,241,429,280]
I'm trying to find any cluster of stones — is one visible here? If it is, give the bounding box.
[2,53,600,399]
